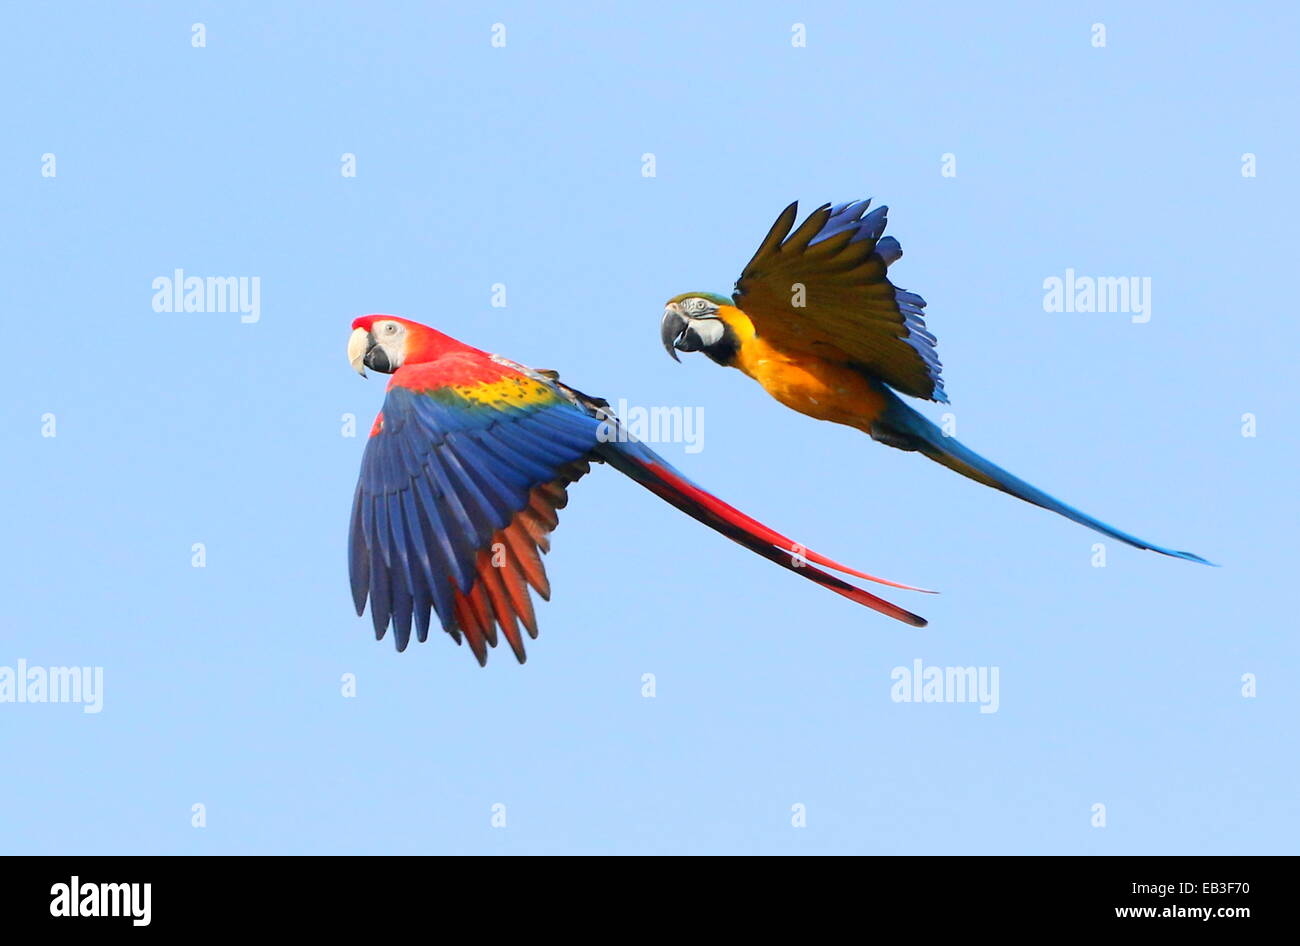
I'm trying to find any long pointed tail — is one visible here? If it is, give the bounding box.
[869,386,1212,565]
[595,438,932,627]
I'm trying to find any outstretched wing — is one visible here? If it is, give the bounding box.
[349,359,600,665]
[732,200,946,402]
[351,354,934,665]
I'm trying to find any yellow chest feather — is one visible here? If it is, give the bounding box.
[717,306,885,429]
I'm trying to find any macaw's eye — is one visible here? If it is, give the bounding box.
[383,323,399,335]
[689,299,706,312]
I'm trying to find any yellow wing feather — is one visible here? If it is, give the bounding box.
[731,200,946,402]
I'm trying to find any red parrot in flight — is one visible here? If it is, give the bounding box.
[347,315,932,665]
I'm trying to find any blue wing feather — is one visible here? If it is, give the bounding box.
[797,199,948,403]
[350,377,601,660]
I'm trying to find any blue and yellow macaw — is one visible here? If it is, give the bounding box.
[660,199,1209,564]
[347,315,933,664]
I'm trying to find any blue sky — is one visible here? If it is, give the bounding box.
[2,1,1295,854]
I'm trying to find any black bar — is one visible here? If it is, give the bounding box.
[2,855,1275,931]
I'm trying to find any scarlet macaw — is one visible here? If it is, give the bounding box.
[660,200,1209,564]
[347,315,932,664]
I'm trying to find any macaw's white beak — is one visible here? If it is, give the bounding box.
[348,327,370,377]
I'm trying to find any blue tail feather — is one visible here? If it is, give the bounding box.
[871,387,1213,565]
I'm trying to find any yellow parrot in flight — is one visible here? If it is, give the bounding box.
[660,199,1208,564]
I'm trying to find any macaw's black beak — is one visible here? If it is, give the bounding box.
[660,307,695,362]
[348,327,394,376]
[365,344,392,373]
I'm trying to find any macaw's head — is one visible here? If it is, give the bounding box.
[348,314,455,376]
[660,292,738,365]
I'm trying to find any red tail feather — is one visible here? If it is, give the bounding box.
[602,450,930,627]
